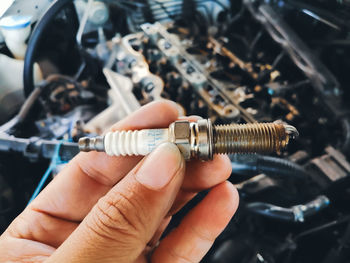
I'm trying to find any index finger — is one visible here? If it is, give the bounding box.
[30,100,179,222]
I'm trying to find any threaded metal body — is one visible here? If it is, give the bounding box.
[213,123,289,154]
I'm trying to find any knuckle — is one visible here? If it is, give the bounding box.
[189,225,215,244]
[89,190,147,242]
[75,157,114,186]
[158,246,196,263]
[170,254,196,263]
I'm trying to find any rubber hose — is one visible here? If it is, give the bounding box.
[231,154,307,180]
[23,0,74,97]
[256,155,307,179]
[246,195,330,222]
[341,118,350,155]
[246,202,295,221]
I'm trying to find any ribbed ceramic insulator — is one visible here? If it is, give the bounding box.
[104,129,169,156]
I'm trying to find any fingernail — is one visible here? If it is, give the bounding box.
[136,143,183,190]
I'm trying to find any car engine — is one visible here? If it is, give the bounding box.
[1,0,350,262]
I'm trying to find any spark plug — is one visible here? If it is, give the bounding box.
[78,119,298,160]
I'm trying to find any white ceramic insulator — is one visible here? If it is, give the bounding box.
[104,129,169,156]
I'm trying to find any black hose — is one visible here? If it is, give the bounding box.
[341,118,350,155]
[256,155,308,179]
[231,154,308,180]
[246,202,295,221]
[23,0,75,97]
[0,88,42,134]
[246,195,330,222]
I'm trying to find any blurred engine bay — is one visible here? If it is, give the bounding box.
[1,0,350,262]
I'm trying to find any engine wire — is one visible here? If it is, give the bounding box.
[27,140,67,205]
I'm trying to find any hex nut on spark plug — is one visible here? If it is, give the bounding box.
[168,119,213,160]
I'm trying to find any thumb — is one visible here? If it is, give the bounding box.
[47,143,185,263]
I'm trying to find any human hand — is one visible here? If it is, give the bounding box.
[0,101,239,263]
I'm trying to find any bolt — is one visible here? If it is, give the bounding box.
[144,82,155,93]
[164,41,172,50]
[186,65,195,74]
[78,119,298,160]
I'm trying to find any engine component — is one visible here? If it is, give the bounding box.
[23,0,79,97]
[1,0,51,23]
[103,68,141,115]
[231,154,308,180]
[0,135,78,162]
[78,119,297,160]
[246,195,330,222]
[307,146,350,189]
[0,15,32,59]
[141,22,251,121]
[245,1,347,119]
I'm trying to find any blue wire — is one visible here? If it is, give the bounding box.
[27,140,66,205]
[27,165,54,205]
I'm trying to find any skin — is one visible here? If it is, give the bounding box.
[0,101,239,263]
